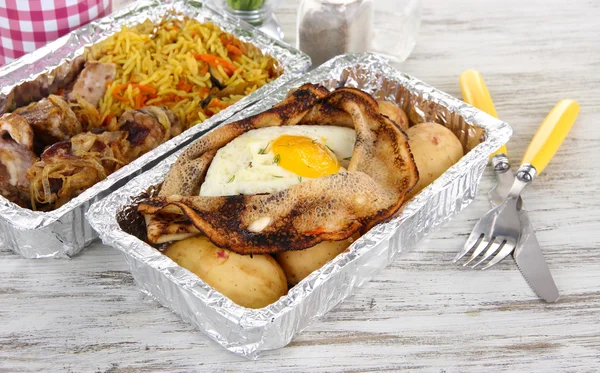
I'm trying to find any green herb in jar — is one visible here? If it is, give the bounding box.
[227,0,266,11]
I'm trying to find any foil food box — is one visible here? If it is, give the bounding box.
[0,0,310,258]
[86,53,512,358]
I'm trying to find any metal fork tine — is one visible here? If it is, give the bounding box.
[454,232,484,262]
[471,238,502,268]
[463,238,492,266]
[456,172,528,269]
[482,239,517,270]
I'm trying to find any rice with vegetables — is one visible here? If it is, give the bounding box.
[87,16,282,130]
[0,15,283,211]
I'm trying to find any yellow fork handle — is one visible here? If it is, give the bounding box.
[521,99,580,176]
[459,69,508,159]
[490,144,508,159]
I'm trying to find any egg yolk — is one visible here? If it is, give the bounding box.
[271,135,340,178]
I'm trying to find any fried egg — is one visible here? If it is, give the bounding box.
[199,125,356,196]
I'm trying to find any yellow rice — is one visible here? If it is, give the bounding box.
[87,16,282,130]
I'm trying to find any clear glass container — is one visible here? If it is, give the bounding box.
[297,0,421,66]
[214,0,284,40]
[369,0,421,62]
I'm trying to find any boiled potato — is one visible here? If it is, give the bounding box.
[275,236,356,286]
[378,100,409,130]
[164,236,287,309]
[406,122,464,198]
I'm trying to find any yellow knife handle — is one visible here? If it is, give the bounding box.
[521,99,580,176]
[459,70,508,159]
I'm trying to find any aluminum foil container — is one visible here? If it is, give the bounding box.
[0,0,310,258]
[87,53,512,358]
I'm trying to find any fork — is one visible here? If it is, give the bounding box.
[455,99,580,268]
[457,70,514,268]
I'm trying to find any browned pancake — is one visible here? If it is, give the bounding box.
[136,84,419,254]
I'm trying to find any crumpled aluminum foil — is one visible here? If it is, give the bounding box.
[86,53,512,359]
[0,0,310,258]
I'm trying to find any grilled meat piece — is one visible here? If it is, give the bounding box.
[70,130,130,173]
[0,142,37,206]
[0,114,37,206]
[68,61,117,107]
[70,94,103,133]
[118,106,182,160]
[27,130,130,209]
[14,95,82,146]
[25,106,179,210]
[0,113,34,150]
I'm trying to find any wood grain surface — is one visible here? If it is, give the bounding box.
[2,0,600,372]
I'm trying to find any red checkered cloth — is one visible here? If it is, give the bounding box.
[0,0,112,66]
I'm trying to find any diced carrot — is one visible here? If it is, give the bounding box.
[191,30,199,38]
[111,83,131,102]
[105,81,112,89]
[133,84,157,95]
[208,98,221,108]
[134,94,144,109]
[192,53,237,76]
[170,92,184,101]
[219,35,232,46]
[226,44,242,56]
[200,62,209,76]
[232,39,246,54]
[103,113,114,126]
[176,79,193,93]
[111,82,156,104]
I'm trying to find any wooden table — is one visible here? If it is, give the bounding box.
[2,0,599,371]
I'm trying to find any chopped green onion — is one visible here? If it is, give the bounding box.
[227,175,235,183]
[273,154,280,164]
[258,141,271,154]
[227,0,265,11]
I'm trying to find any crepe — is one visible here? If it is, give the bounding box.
[136,84,419,254]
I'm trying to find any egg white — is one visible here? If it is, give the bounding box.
[199,125,356,197]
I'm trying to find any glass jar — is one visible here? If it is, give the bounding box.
[215,0,284,40]
[297,0,421,67]
[369,0,421,62]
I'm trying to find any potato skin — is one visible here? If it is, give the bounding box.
[406,122,464,198]
[164,236,287,309]
[377,100,409,131]
[275,237,355,286]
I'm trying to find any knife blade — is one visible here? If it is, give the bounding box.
[489,157,560,303]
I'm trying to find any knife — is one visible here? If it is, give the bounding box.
[489,154,560,303]
[459,70,560,302]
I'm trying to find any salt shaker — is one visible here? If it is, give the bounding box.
[297,0,373,67]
